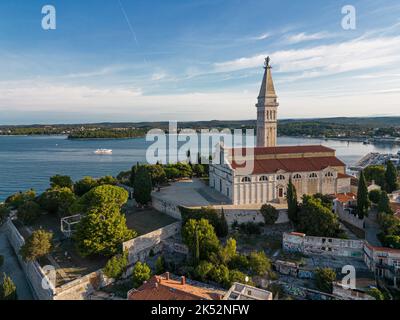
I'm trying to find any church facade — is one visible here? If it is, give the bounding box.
[209,58,352,205]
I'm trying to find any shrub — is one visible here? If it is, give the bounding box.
[367,287,385,300]
[73,176,98,196]
[228,270,252,286]
[132,262,151,288]
[50,175,73,190]
[315,268,336,293]
[209,264,230,288]
[260,204,279,225]
[194,261,213,282]
[0,273,17,300]
[18,201,41,225]
[228,254,250,271]
[248,251,272,276]
[103,252,128,279]
[20,230,53,262]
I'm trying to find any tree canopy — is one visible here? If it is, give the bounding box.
[133,165,153,205]
[20,230,53,262]
[50,175,73,190]
[260,204,279,225]
[357,171,370,219]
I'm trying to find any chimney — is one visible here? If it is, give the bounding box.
[165,272,170,280]
[181,276,186,285]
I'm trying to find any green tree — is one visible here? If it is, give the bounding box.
[74,185,129,213]
[50,175,73,190]
[260,204,279,225]
[217,208,229,237]
[315,268,336,293]
[73,185,135,257]
[209,264,230,287]
[132,262,152,288]
[103,251,128,279]
[287,178,299,224]
[219,238,237,265]
[74,176,98,196]
[357,171,370,219]
[385,161,398,193]
[369,189,382,204]
[18,201,41,225]
[182,219,220,261]
[74,206,136,257]
[133,166,153,205]
[0,273,17,300]
[378,191,393,215]
[20,230,53,262]
[155,256,166,274]
[364,165,386,187]
[194,261,213,281]
[39,187,76,216]
[5,189,36,209]
[146,165,167,187]
[248,251,272,276]
[297,196,342,238]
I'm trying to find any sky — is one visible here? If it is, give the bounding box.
[0,0,400,124]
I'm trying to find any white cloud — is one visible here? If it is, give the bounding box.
[284,32,333,44]
[151,72,168,81]
[213,35,400,82]
[249,33,270,41]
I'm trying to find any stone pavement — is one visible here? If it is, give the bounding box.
[0,224,34,300]
[365,208,382,247]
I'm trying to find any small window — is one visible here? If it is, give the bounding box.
[325,172,334,177]
[259,176,268,181]
[293,174,302,180]
[309,172,318,178]
[277,175,285,181]
[241,176,251,183]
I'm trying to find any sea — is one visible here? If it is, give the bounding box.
[0,135,399,201]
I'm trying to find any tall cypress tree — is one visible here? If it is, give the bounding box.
[218,208,229,238]
[378,191,393,215]
[133,166,153,205]
[357,171,370,219]
[195,228,200,264]
[385,161,398,193]
[287,178,299,224]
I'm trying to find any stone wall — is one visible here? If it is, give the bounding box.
[283,232,364,258]
[215,205,289,226]
[4,219,55,300]
[123,222,182,266]
[152,195,182,220]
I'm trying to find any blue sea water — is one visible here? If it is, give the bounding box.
[0,135,398,201]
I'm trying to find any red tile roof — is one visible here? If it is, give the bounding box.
[230,156,345,174]
[334,193,357,203]
[128,273,224,301]
[338,173,354,179]
[226,145,335,156]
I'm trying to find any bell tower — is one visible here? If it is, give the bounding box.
[256,57,279,147]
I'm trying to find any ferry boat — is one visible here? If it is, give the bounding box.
[94,149,113,155]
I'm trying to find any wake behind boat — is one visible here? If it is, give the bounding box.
[94,149,112,155]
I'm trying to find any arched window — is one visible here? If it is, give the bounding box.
[293,174,302,180]
[241,176,251,183]
[277,174,285,181]
[325,172,334,178]
[259,176,268,182]
[309,172,318,178]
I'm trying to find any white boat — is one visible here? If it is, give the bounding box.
[94,149,113,155]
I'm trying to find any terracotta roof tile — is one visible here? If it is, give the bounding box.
[128,273,224,301]
[226,145,335,156]
[230,156,345,174]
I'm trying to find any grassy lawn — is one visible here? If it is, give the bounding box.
[232,231,282,256]
[125,207,177,235]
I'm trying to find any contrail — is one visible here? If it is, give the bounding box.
[118,0,139,46]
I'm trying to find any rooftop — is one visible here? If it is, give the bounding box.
[223,282,273,300]
[127,273,225,300]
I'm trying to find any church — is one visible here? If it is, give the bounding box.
[209,58,352,205]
